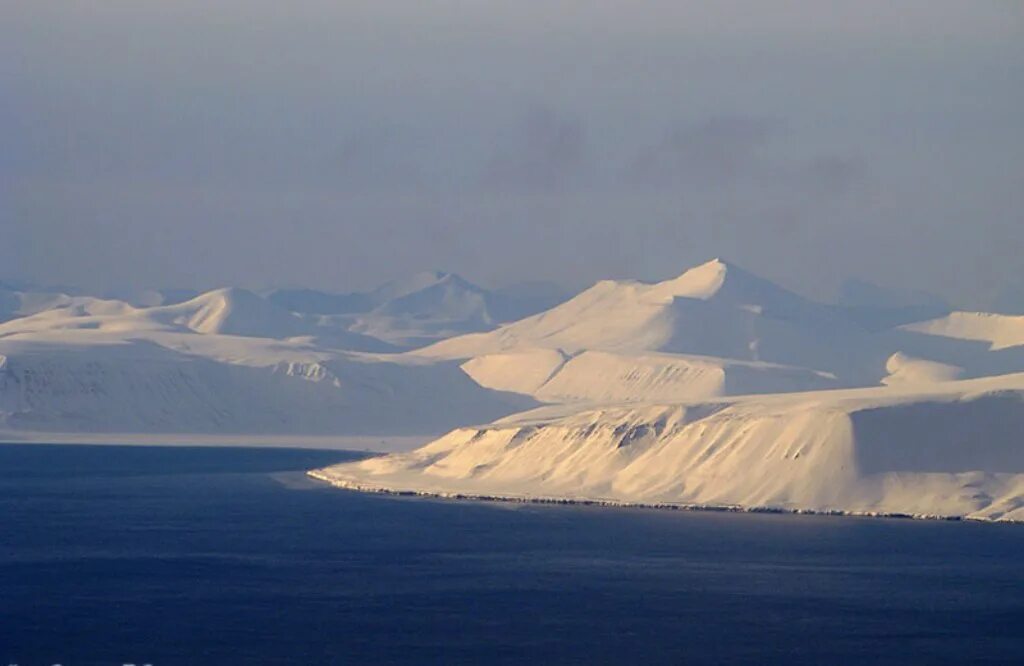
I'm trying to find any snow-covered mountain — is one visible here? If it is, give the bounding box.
[461,349,838,404]
[266,271,566,348]
[301,258,1024,521]
[0,337,532,436]
[0,287,532,436]
[410,259,1024,402]
[0,283,82,324]
[5,255,1024,525]
[410,259,878,400]
[0,287,393,352]
[418,259,856,364]
[0,272,565,438]
[264,288,374,316]
[901,311,1024,351]
[347,272,497,347]
[312,371,1024,521]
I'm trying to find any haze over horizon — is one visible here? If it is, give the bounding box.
[3,1,1022,307]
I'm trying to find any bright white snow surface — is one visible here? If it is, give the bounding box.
[901,311,1024,351]
[416,259,1024,397]
[4,257,1024,520]
[312,372,1024,522]
[881,352,963,386]
[304,258,1024,520]
[0,287,533,438]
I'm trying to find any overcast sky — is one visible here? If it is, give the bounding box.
[2,1,1022,306]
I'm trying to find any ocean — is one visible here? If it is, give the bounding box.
[2,443,1022,665]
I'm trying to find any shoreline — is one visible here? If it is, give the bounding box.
[306,469,1021,525]
[0,431,432,452]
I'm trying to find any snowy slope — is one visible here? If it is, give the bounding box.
[349,273,496,347]
[881,352,963,386]
[5,258,1023,473]
[0,285,84,323]
[265,288,373,316]
[0,337,532,436]
[171,288,310,337]
[0,289,534,436]
[901,312,1024,351]
[463,348,837,404]
[264,271,469,318]
[312,373,1024,521]
[414,259,893,394]
[0,288,393,352]
[351,272,569,347]
[416,259,1024,392]
[268,271,562,349]
[416,259,857,366]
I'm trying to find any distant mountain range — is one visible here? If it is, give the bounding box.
[1,272,571,350]
[266,271,570,347]
[302,259,1024,523]
[3,257,1024,523]
[415,258,1024,401]
[0,270,567,437]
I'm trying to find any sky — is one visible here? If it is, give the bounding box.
[2,1,1023,307]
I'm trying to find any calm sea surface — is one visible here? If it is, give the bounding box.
[1,443,1022,665]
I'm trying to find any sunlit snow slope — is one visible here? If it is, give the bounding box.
[5,257,1024,481]
[313,373,1024,521]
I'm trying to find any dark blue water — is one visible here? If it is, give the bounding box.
[2,444,1023,665]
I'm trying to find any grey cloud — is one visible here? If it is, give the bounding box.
[480,109,587,192]
[628,116,781,188]
[627,116,866,196]
[795,156,866,196]
[330,127,428,191]
[1,2,1021,306]
[624,116,869,243]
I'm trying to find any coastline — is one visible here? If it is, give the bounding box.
[0,431,432,452]
[306,468,1020,525]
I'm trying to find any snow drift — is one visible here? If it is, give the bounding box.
[881,352,963,386]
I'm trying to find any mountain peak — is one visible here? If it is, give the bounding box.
[652,257,737,300]
[200,286,258,302]
[371,270,470,303]
[172,287,307,338]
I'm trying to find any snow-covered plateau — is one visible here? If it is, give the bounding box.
[311,372,1024,521]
